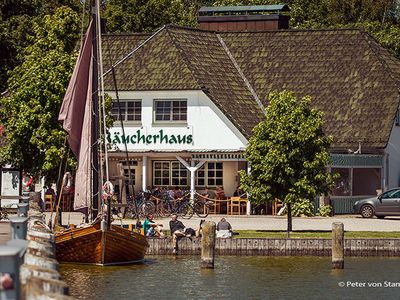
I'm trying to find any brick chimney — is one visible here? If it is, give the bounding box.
[198,5,290,32]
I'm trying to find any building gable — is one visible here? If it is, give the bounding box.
[103,26,400,151]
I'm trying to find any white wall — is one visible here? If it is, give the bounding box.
[385,123,400,189]
[223,161,238,196]
[106,90,247,151]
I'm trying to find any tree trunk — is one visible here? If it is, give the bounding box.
[287,203,292,238]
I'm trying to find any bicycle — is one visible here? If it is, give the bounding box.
[192,195,212,218]
[112,192,155,220]
[124,192,156,219]
[161,193,194,219]
[0,206,8,220]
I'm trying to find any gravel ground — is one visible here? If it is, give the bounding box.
[45,212,400,232]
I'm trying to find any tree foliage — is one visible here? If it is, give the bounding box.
[239,91,336,205]
[0,6,80,180]
[0,0,82,92]
[103,0,213,33]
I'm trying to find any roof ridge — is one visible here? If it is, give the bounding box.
[102,33,152,37]
[165,26,259,137]
[361,30,400,87]
[165,24,363,34]
[216,33,265,112]
[164,27,202,90]
[103,26,166,78]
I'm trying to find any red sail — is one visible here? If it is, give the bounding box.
[59,21,93,210]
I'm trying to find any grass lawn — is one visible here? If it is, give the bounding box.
[234,230,400,239]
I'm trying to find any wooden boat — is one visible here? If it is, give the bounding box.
[55,223,148,265]
[55,0,148,265]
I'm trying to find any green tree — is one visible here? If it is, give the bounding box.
[103,0,213,32]
[0,0,83,91]
[240,91,336,234]
[0,6,80,180]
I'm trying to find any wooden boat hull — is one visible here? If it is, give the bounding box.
[55,223,149,265]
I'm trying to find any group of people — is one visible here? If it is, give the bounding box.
[142,214,234,254]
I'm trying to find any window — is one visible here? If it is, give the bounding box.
[352,168,381,196]
[331,168,351,196]
[153,161,188,187]
[382,189,400,199]
[121,161,137,185]
[112,100,141,122]
[154,100,187,122]
[331,167,382,196]
[196,162,223,187]
[153,162,170,186]
[171,162,188,186]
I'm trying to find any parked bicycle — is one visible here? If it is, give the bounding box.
[160,192,194,219]
[192,195,213,218]
[0,206,8,220]
[111,191,155,220]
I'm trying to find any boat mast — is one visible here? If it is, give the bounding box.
[91,0,100,220]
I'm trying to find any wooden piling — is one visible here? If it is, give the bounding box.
[201,221,216,269]
[332,222,344,269]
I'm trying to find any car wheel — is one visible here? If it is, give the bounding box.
[360,205,374,218]
[376,215,385,219]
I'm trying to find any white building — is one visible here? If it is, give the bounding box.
[102,10,400,214]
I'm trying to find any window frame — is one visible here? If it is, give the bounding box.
[196,162,223,187]
[153,99,187,124]
[111,99,142,124]
[153,160,188,187]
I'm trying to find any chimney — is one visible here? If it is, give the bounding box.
[198,5,290,32]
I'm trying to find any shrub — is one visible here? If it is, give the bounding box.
[317,205,332,217]
[291,199,315,217]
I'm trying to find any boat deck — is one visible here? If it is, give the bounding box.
[0,222,10,245]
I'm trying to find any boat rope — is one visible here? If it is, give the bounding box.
[49,137,69,229]
[52,172,70,231]
[96,0,109,184]
[111,66,140,224]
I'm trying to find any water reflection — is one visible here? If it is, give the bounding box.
[60,256,400,300]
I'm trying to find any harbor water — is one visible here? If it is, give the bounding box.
[60,256,400,300]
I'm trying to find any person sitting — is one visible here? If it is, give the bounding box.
[45,186,56,196]
[233,186,245,197]
[202,186,214,200]
[167,187,175,200]
[169,214,186,254]
[215,186,226,200]
[142,214,164,237]
[173,186,182,199]
[216,217,232,238]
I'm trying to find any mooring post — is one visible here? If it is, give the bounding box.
[20,193,30,206]
[0,245,24,300]
[332,222,344,269]
[201,221,216,269]
[10,217,28,240]
[17,203,29,217]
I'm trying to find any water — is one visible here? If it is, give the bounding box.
[60,256,400,300]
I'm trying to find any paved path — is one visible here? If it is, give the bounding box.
[46,212,400,232]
